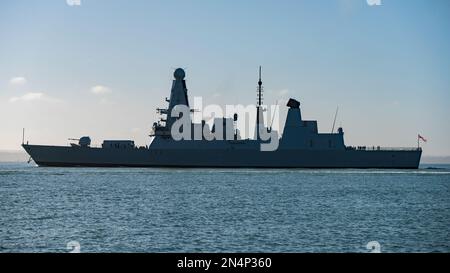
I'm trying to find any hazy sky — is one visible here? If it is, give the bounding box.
[0,0,449,156]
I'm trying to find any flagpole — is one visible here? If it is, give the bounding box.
[417,134,419,149]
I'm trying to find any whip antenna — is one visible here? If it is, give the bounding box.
[331,106,339,133]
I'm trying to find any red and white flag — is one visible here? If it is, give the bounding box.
[418,134,427,142]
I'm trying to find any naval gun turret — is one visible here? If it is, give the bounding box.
[69,136,91,147]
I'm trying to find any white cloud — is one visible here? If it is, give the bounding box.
[91,85,112,95]
[9,92,43,102]
[268,89,290,98]
[9,92,61,103]
[9,77,27,86]
[277,89,290,96]
[367,0,381,6]
[99,98,115,105]
[66,0,81,6]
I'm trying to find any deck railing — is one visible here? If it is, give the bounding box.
[346,146,421,151]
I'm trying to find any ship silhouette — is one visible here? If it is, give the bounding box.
[23,68,422,168]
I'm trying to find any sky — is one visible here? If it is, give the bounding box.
[0,0,449,156]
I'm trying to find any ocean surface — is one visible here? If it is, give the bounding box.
[0,162,449,253]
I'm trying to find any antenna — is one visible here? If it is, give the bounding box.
[257,66,263,107]
[259,66,262,81]
[331,106,339,133]
[22,128,25,145]
[255,66,264,140]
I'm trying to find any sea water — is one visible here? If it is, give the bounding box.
[0,163,449,253]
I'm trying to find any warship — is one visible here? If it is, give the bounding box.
[22,68,422,168]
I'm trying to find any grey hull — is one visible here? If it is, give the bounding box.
[21,68,423,170]
[23,144,422,169]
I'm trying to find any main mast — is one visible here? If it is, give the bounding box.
[258,66,263,107]
[255,66,264,140]
[152,68,190,138]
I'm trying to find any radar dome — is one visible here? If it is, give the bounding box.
[174,68,185,80]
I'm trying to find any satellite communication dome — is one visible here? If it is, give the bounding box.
[174,68,185,80]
